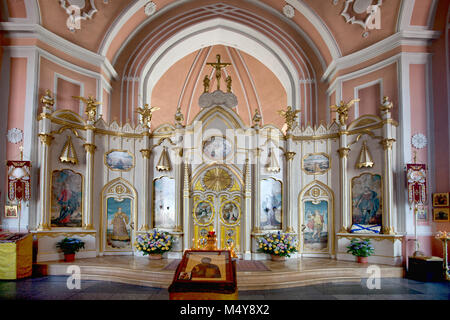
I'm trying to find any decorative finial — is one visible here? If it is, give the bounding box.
[380,96,393,112]
[174,106,184,127]
[41,90,55,109]
[73,95,101,122]
[206,54,231,91]
[277,106,300,132]
[252,108,262,128]
[137,104,159,128]
[330,98,360,126]
[19,145,24,161]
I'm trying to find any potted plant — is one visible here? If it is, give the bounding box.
[56,237,85,262]
[257,231,297,261]
[346,238,374,263]
[135,229,173,260]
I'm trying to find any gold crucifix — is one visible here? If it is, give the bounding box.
[206,54,231,91]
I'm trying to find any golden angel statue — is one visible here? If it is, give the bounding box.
[278,106,300,131]
[137,104,159,128]
[73,95,101,122]
[330,99,360,126]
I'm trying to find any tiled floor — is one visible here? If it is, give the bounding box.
[0,276,448,300]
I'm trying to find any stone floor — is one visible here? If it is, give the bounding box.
[0,276,448,300]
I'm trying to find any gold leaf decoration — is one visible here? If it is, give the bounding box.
[202,168,232,192]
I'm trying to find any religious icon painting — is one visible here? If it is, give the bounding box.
[433,208,449,222]
[185,252,227,282]
[351,173,382,226]
[260,178,282,230]
[416,204,428,221]
[106,197,132,249]
[4,205,18,219]
[50,169,83,228]
[105,150,135,171]
[153,177,176,229]
[221,201,240,225]
[303,200,328,252]
[302,153,331,175]
[194,201,214,225]
[432,193,449,207]
[203,136,232,161]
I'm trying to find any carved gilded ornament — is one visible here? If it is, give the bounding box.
[206,54,231,91]
[40,90,55,111]
[330,99,360,126]
[83,143,97,154]
[140,149,151,159]
[252,108,262,128]
[338,147,351,158]
[202,168,232,192]
[38,133,54,146]
[278,106,300,132]
[73,96,101,122]
[174,106,184,127]
[59,135,78,165]
[137,104,159,128]
[284,151,296,161]
[380,138,396,151]
[380,96,393,112]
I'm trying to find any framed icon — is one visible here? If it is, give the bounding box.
[433,208,449,222]
[432,193,449,207]
[5,205,18,219]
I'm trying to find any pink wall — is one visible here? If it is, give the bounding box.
[7,58,26,160]
[358,83,381,117]
[39,57,97,115]
[6,0,27,18]
[56,78,81,113]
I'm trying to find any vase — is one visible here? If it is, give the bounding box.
[64,253,75,262]
[271,255,286,261]
[148,253,163,260]
[357,256,368,264]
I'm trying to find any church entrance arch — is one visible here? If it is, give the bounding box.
[191,165,243,253]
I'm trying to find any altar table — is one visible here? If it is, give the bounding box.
[0,233,33,280]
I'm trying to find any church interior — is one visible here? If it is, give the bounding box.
[0,0,449,302]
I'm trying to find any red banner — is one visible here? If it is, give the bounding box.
[406,164,427,204]
[7,161,31,202]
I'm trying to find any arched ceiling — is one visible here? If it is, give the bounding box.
[8,0,439,127]
[149,44,286,129]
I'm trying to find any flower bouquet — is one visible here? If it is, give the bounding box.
[135,229,173,259]
[257,231,297,260]
[346,238,374,263]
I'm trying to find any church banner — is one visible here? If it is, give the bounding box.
[7,161,31,202]
[406,164,427,204]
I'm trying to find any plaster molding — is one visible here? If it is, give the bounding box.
[0,22,118,80]
[322,29,440,83]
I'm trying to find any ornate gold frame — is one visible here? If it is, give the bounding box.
[298,180,335,255]
[301,152,331,176]
[350,172,383,228]
[152,176,176,229]
[219,200,241,226]
[104,149,135,172]
[193,199,215,226]
[99,178,138,253]
[50,169,84,229]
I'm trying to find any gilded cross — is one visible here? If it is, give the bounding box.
[206,54,231,91]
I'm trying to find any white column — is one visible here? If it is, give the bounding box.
[244,158,252,260]
[174,147,183,232]
[284,150,296,233]
[83,124,96,230]
[380,98,396,234]
[182,161,190,250]
[338,127,351,233]
[139,126,151,231]
[37,126,53,231]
